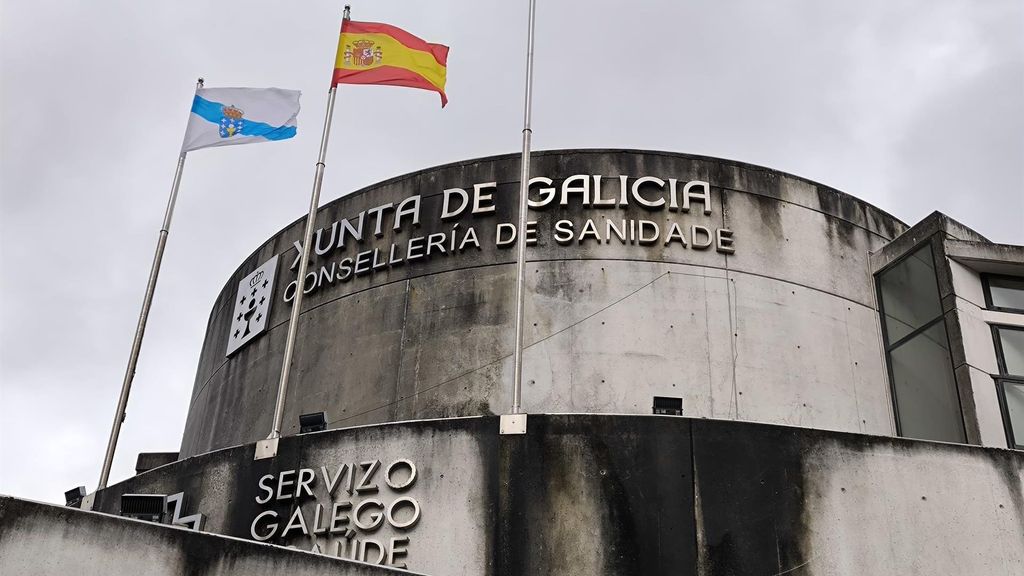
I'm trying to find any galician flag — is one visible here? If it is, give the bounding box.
[181,87,301,153]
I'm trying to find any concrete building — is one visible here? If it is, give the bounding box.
[2,150,1022,575]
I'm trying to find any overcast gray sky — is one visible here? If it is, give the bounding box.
[1,1,1022,503]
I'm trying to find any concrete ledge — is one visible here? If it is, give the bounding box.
[135,452,180,475]
[869,210,990,273]
[946,238,1024,276]
[0,496,422,576]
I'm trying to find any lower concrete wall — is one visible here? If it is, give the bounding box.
[90,415,1023,576]
[693,419,1023,575]
[0,496,419,576]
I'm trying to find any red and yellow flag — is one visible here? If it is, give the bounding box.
[333,20,449,107]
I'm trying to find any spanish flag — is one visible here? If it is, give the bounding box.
[333,20,449,107]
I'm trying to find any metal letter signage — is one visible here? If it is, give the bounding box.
[248,457,423,568]
[226,255,279,356]
[280,175,736,302]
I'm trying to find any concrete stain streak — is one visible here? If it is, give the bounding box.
[771,558,812,575]
[184,255,884,420]
[703,272,715,419]
[841,303,865,433]
[392,279,412,421]
[326,265,693,428]
[728,276,739,420]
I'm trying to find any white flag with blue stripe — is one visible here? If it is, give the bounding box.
[181,87,300,153]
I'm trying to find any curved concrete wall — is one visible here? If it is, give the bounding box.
[98,415,1024,576]
[181,150,907,458]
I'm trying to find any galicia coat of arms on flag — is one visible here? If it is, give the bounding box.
[219,105,245,138]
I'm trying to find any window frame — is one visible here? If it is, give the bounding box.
[877,243,943,345]
[982,273,1024,314]
[992,324,1024,377]
[994,378,1024,451]
[876,241,966,441]
[991,324,1024,450]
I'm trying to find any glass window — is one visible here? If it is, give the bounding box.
[986,275,1024,312]
[889,322,966,443]
[879,244,942,344]
[993,327,1024,450]
[995,326,1024,377]
[876,241,966,444]
[1002,381,1024,449]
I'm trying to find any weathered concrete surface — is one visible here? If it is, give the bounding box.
[801,436,1024,575]
[524,260,891,434]
[97,417,498,576]
[946,238,1024,273]
[98,415,1024,576]
[181,150,909,458]
[0,496,422,576]
[497,416,696,575]
[694,419,1023,575]
[869,211,990,274]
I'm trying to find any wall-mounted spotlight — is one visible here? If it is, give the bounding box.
[652,396,683,416]
[120,493,167,522]
[64,486,87,508]
[299,411,327,434]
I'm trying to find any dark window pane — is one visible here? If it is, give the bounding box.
[997,327,1024,377]
[890,322,965,443]
[989,276,1024,311]
[879,244,942,344]
[1004,381,1024,448]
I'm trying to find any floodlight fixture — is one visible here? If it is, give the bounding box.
[64,486,87,508]
[652,396,683,416]
[299,411,327,434]
[120,493,167,522]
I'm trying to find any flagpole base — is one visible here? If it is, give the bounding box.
[254,437,279,460]
[499,413,527,435]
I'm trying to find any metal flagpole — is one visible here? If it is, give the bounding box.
[511,0,538,415]
[260,7,347,456]
[97,78,205,490]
